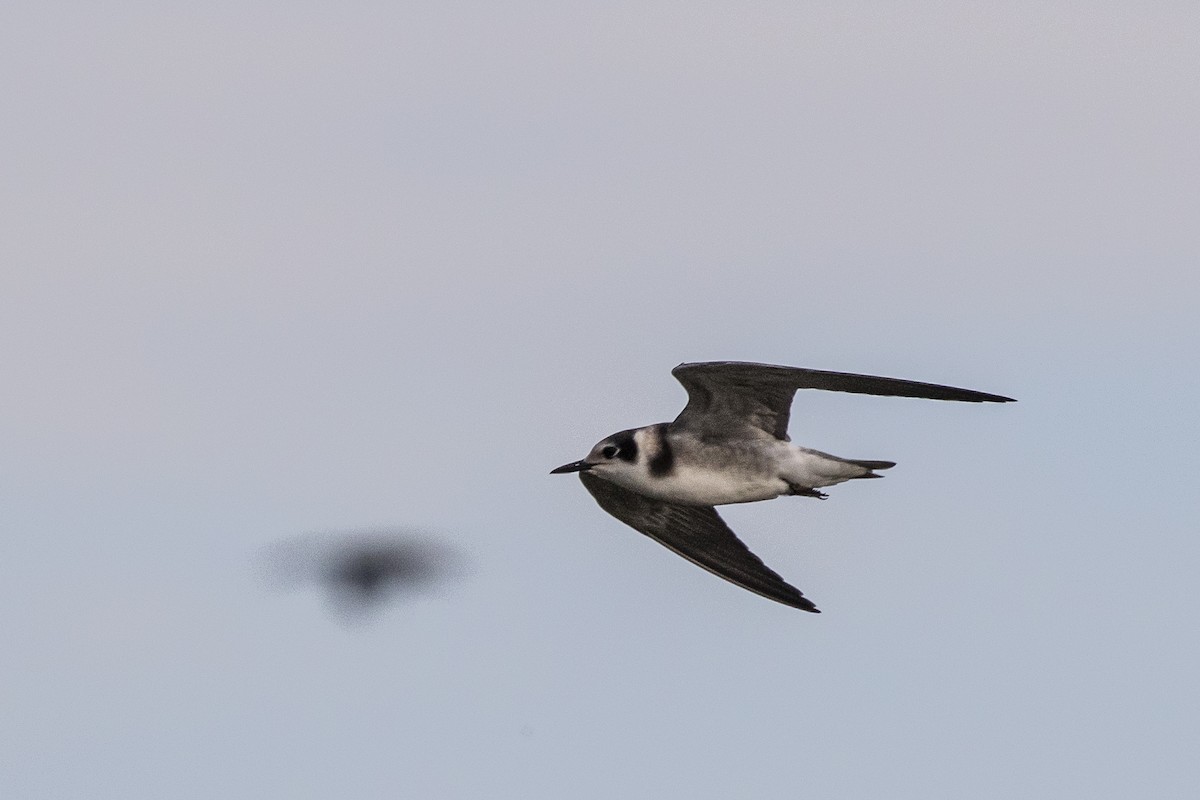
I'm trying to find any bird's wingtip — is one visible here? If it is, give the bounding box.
[791,596,821,613]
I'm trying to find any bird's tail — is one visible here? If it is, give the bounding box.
[846,459,895,478]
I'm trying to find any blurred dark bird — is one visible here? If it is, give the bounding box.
[552,361,1014,612]
[265,531,462,614]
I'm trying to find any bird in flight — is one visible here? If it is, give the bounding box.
[551,361,1014,612]
[265,531,461,616]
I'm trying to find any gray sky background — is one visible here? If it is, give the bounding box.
[2,3,1198,798]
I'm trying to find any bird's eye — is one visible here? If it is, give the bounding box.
[601,445,618,459]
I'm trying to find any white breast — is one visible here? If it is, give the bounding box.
[644,463,790,505]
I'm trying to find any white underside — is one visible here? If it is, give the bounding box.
[604,442,877,506]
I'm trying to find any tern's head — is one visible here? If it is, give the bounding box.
[550,427,643,479]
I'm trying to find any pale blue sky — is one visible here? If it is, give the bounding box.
[2,3,1198,798]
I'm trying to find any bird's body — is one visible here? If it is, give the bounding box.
[593,424,888,506]
[552,361,1013,612]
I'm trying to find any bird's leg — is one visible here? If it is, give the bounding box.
[786,483,828,500]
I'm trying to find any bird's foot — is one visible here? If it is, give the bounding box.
[787,484,828,500]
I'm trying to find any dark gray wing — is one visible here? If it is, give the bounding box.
[671,361,1015,441]
[579,472,819,612]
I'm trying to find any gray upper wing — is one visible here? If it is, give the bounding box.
[579,472,819,612]
[671,361,1015,440]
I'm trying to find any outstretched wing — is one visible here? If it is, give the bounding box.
[579,472,819,612]
[671,361,1015,441]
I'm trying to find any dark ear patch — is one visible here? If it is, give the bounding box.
[611,429,638,463]
[648,423,674,476]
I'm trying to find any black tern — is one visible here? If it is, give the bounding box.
[552,361,1014,612]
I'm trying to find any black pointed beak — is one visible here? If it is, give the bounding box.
[550,460,592,475]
